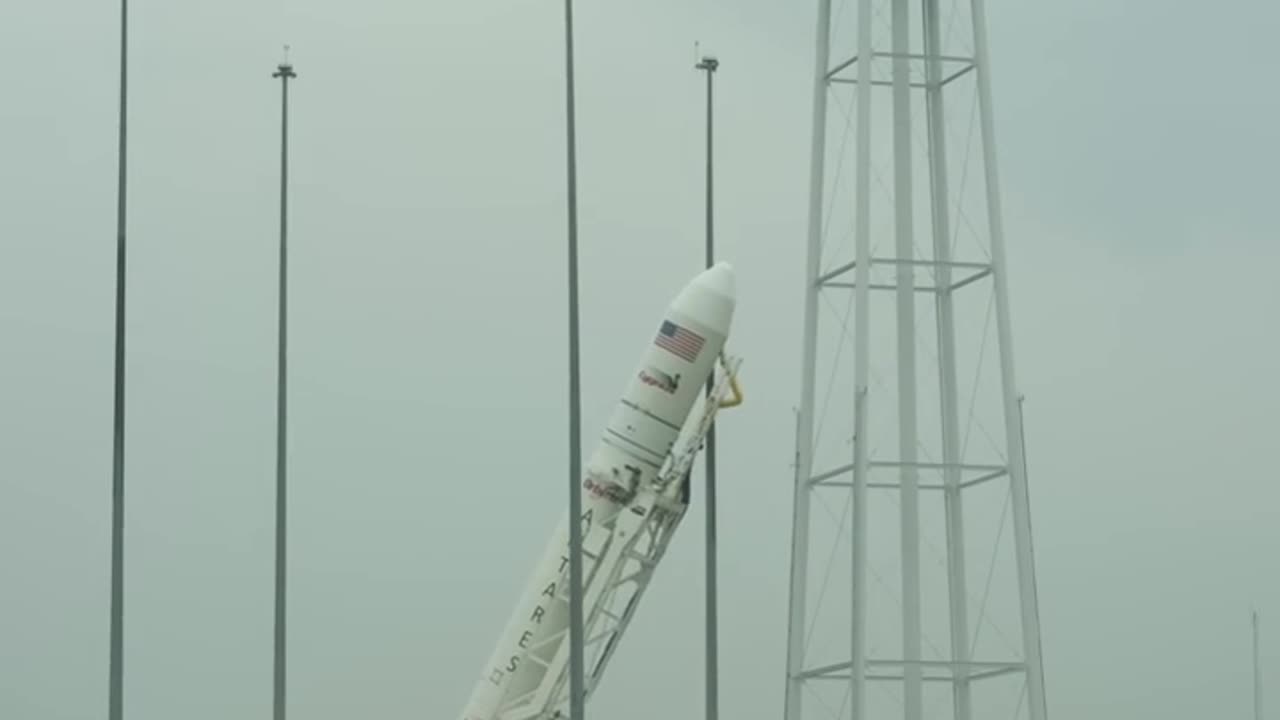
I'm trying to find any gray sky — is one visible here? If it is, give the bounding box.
[1,1,1277,719]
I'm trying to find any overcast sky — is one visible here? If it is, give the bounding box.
[1,1,1277,719]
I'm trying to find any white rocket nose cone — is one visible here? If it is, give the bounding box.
[670,261,736,336]
[695,261,735,300]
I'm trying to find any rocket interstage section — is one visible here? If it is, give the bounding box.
[459,263,739,720]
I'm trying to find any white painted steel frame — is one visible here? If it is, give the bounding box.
[783,0,1049,717]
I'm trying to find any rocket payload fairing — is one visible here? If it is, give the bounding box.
[460,262,740,720]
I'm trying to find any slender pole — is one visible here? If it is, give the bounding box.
[784,1,832,715]
[1256,610,1263,720]
[850,0,875,715]
[889,0,923,715]
[1016,394,1047,702]
[695,53,720,720]
[271,55,296,720]
[108,0,128,717]
[969,0,1048,714]
[562,1,585,717]
[923,0,972,716]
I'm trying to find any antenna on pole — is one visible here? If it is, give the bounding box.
[694,50,720,720]
[270,49,297,720]
[108,0,128,717]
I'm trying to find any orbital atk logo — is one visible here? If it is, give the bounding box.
[638,366,680,394]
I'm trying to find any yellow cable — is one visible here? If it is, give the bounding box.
[719,371,743,409]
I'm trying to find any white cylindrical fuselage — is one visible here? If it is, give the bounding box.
[460,263,736,720]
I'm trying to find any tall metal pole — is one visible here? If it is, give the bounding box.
[695,53,720,720]
[970,0,1048,715]
[783,0,831,715]
[926,0,972,716]
[849,0,875,715]
[562,1,585,718]
[1256,610,1263,720]
[108,0,128,718]
[889,0,923,715]
[271,54,296,720]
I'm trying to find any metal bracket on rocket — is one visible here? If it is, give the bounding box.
[655,352,743,502]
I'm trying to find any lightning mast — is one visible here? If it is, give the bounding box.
[271,50,296,720]
[695,51,721,720]
[561,0,586,717]
[109,0,128,716]
[782,0,1050,718]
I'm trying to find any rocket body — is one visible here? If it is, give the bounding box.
[460,263,736,720]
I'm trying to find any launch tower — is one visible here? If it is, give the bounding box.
[782,0,1049,718]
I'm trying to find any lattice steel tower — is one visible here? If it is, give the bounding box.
[782,0,1048,718]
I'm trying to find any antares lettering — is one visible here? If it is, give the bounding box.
[497,508,597,678]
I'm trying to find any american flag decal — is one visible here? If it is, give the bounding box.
[654,320,704,362]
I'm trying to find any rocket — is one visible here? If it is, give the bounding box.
[460,262,740,720]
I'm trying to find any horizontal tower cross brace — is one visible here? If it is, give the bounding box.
[816,258,993,294]
[809,460,1007,491]
[826,52,976,88]
[796,658,1026,683]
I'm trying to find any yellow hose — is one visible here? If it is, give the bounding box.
[719,371,743,409]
